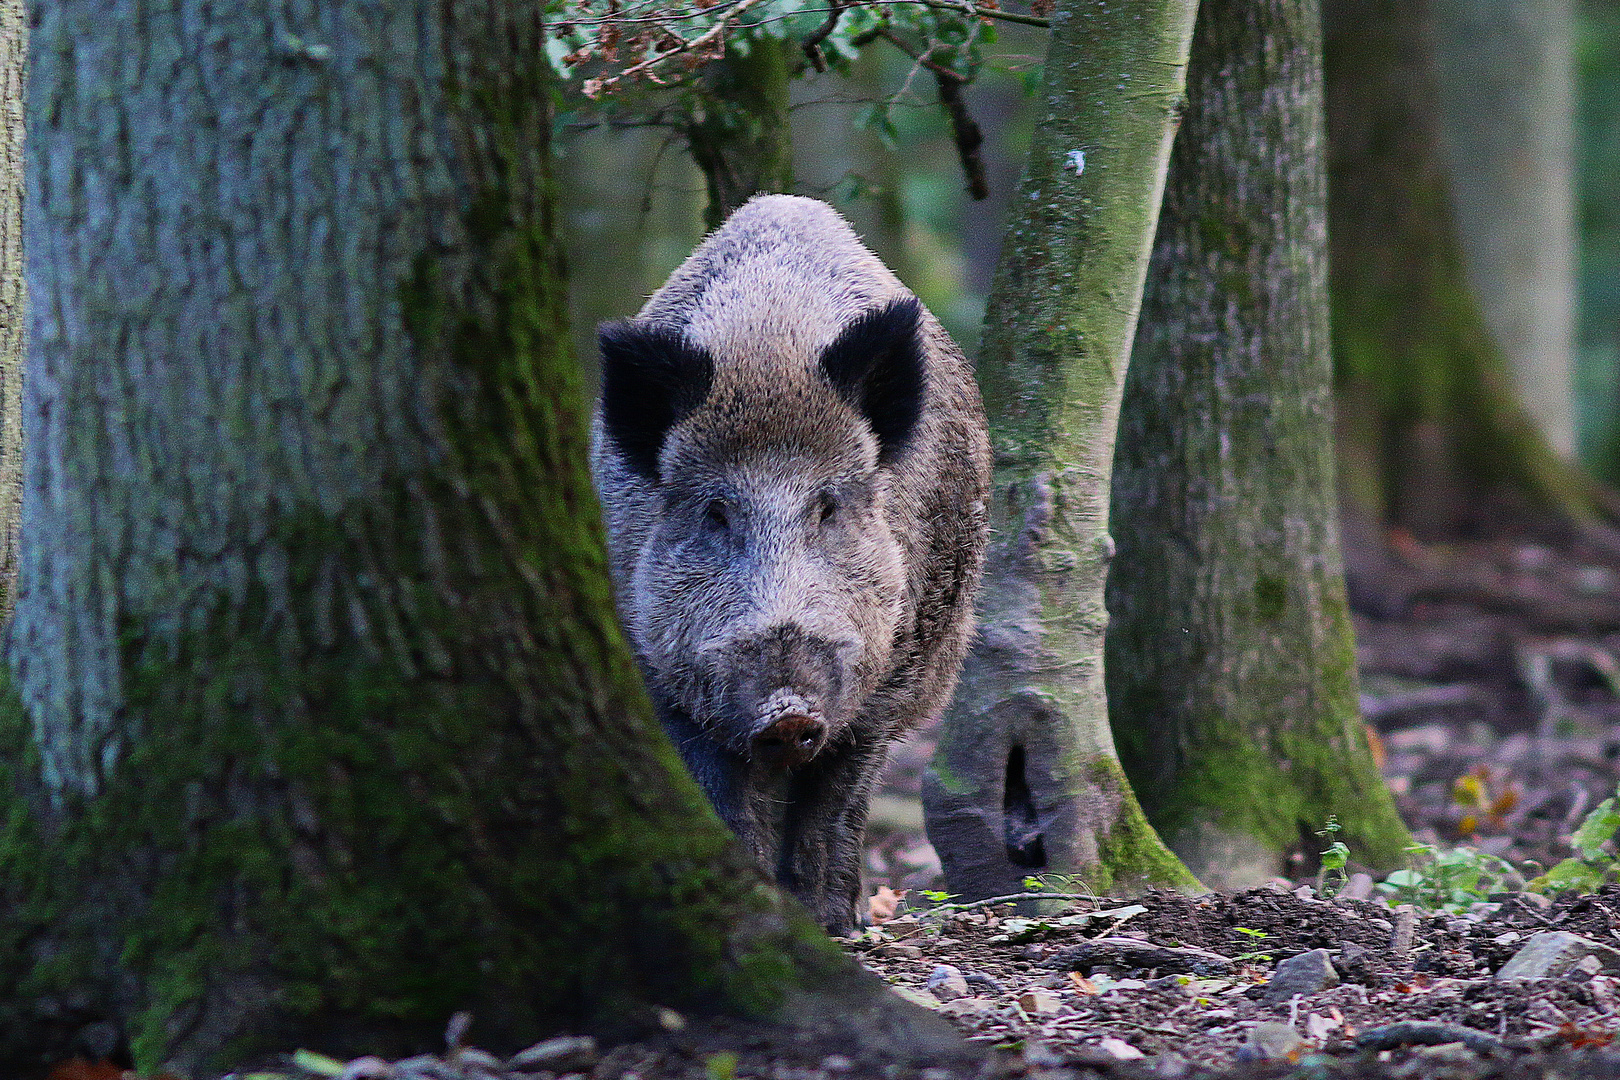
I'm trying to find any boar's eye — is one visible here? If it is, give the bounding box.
[704,498,732,534]
[816,492,838,525]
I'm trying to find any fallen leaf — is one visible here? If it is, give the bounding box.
[868,886,903,924]
[1068,972,1099,993]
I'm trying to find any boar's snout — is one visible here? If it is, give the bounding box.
[752,710,827,769]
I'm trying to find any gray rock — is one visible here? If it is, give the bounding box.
[927,964,971,1001]
[1495,931,1620,979]
[1392,905,1417,955]
[1237,1022,1304,1062]
[1262,948,1340,1003]
[508,1035,599,1073]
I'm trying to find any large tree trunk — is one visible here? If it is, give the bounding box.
[1431,0,1578,461]
[3,4,965,1074]
[1106,0,1411,889]
[0,0,21,616]
[921,0,1201,904]
[1324,0,1605,538]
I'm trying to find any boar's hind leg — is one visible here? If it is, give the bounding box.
[778,736,890,935]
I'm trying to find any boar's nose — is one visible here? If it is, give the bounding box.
[751,713,827,769]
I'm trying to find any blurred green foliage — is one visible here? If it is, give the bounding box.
[552,4,1044,369]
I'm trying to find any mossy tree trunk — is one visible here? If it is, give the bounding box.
[1324,0,1606,538]
[4,4,965,1075]
[921,0,1202,904]
[1431,0,1577,461]
[0,0,21,617]
[685,40,794,230]
[1106,0,1411,889]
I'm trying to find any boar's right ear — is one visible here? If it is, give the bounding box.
[599,320,716,483]
[819,296,925,465]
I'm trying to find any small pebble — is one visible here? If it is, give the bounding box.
[926,964,970,1002]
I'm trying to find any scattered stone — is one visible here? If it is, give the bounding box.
[1096,1037,1145,1060]
[821,1054,854,1073]
[1017,988,1065,1015]
[1354,1021,1505,1054]
[891,985,942,1010]
[1262,948,1340,1003]
[656,1006,686,1031]
[451,1047,503,1071]
[1150,1051,1190,1078]
[927,964,970,1001]
[963,971,1005,996]
[337,1057,393,1080]
[1237,1021,1304,1062]
[1495,931,1620,979]
[1337,873,1375,902]
[876,943,925,959]
[1392,905,1418,956]
[938,997,996,1021]
[508,1035,599,1073]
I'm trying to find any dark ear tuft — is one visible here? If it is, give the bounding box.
[599,320,715,482]
[818,297,926,464]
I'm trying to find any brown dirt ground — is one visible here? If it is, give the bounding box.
[80,518,1620,1079]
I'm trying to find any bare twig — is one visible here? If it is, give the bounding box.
[934,69,988,199]
[800,0,847,71]
[907,0,1051,28]
[584,0,771,97]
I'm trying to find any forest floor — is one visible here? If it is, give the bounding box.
[94,517,1620,1080]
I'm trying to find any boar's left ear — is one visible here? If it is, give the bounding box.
[599,320,716,482]
[818,296,926,465]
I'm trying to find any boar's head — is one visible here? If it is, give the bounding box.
[598,296,925,769]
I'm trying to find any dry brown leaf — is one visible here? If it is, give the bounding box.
[868,885,903,924]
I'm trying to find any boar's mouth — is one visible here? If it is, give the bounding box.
[747,688,830,769]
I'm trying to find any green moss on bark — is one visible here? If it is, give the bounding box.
[1107,0,1411,886]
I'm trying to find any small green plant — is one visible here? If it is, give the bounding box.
[1231,926,1272,962]
[1379,842,1521,912]
[1316,816,1350,898]
[918,889,955,905]
[1530,786,1620,895]
[1022,873,1089,893]
[705,1051,739,1080]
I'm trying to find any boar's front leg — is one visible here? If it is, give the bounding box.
[778,734,891,935]
[657,700,784,873]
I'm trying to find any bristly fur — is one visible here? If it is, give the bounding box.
[598,321,715,482]
[589,195,991,933]
[817,297,925,465]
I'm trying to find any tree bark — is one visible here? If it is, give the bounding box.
[1431,0,1578,461]
[4,3,965,1074]
[0,0,22,616]
[921,0,1202,904]
[1106,0,1411,889]
[1324,0,1604,538]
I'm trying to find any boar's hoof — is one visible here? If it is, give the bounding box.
[751,714,827,769]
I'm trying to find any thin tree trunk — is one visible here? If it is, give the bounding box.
[1324,0,1605,538]
[685,41,795,230]
[0,0,21,617]
[4,4,966,1074]
[1107,0,1410,889]
[1432,0,1578,460]
[922,0,1202,903]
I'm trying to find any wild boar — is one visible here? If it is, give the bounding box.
[591,194,990,933]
